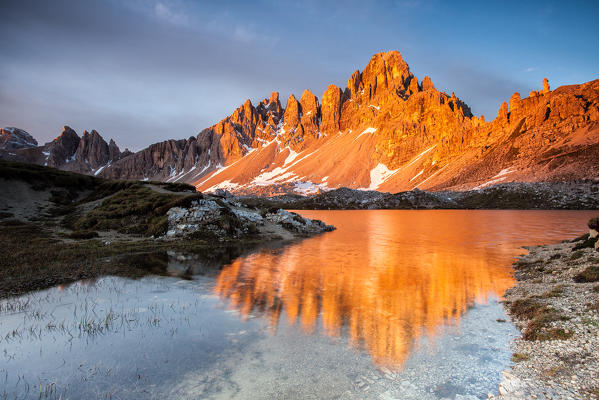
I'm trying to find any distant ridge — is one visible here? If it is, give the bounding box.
[0,126,130,176]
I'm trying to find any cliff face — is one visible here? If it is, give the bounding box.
[3,51,598,194]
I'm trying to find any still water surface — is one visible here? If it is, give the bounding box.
[0,210,596,399]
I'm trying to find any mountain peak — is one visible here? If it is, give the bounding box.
[269,91,279,104]
[421,76,434,91]
[356,50,414,101]
[300,89,319,111]
[0,127,38,150]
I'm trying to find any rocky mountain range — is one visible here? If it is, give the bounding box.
[2,51,598,195]
[0,126,130,175]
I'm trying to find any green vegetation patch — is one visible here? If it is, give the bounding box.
[570,250,584,260]
[524,315,573,341]
[514,258,544,269]
[534,285,564,299]
[574,265,599,283]
[72,183,203,236]
[142,181,196,193]
[67,230,99,239]
[509,297,571,341]
[511,353,530,362]
[509,298,546,320]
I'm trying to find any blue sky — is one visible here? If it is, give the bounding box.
[1,0,597,150]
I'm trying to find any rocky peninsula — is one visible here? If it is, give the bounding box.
[0,160,333,298]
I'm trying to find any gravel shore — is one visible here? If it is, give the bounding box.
[490,230,599,399]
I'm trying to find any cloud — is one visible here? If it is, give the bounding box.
[0,0,327,149]
[233,25,257,43]
[524,67,535,73]
[154,2,189,26]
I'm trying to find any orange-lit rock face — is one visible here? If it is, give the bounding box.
[188,51,599,195]
[96,51,599,190]
[214,211,516,369]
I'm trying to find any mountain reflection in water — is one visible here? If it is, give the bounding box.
[215,210,584,369]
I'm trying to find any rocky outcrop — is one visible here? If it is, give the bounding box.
[74,130,111,170]
[320,85,344,135]
[101,138,201,181]
[421,76,434,91]
[165,197,335,239]
[0,128,38,150]
[45,126,80,168]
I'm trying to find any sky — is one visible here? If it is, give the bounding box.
[1,0,598,151]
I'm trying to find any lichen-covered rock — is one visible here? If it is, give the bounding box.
[166,199,223,237]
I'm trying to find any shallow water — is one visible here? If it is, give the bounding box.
[0,210,596,399]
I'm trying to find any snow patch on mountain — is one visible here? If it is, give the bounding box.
[492,167,516,179]
[368,163,399,190]
[473,167,517,190]
[294,181,329,195]
[283,148,299,166]
[405,145,436,168]
[409,169,424,182]
[94,163,110,176]
[206,180,241,192]
[353,127,377,142]
[252,167,294,186]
